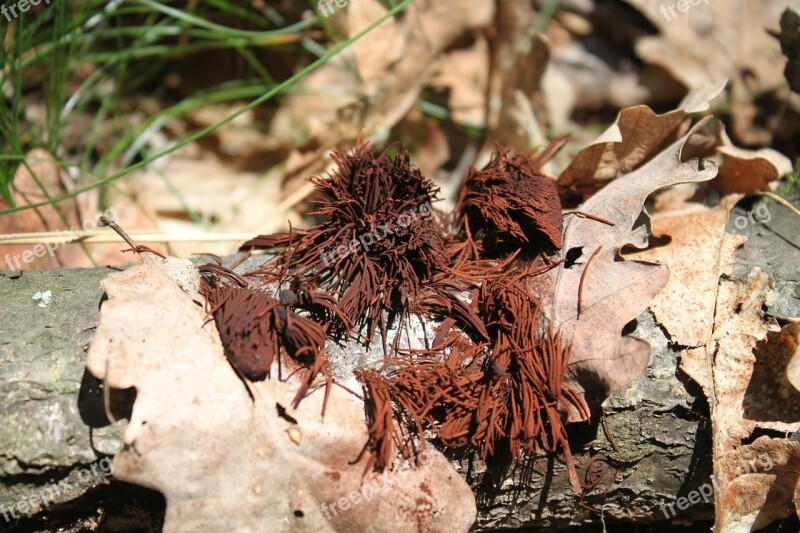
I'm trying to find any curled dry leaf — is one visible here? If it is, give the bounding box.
[557,105,691,203]
[556,79,731,200]
[533,120,719,420]
[714,144,794,196]
[85,261,476,532]
[557,87,792,205]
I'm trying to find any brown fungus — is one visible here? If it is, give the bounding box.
[217,140,608,493]
[457,144,564,255]
[243,141,449,347]
[201,278,344,407]
[368,272,588,492]
[353,369,418,473]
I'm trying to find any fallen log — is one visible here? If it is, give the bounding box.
[0,197,797,532]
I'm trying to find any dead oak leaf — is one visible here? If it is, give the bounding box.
[532,121,718,421]
[622,204,735,347]
[86,262,476,532]
[711,268,782,455]
[621,199,744,395]
[557,105,691,203]
[556,82,728,204]
[716,437,800,532]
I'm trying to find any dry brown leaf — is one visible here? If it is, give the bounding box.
[682,229,748,396]
[683,118,793,195]
[541,21,678,132]
[557,105,691,202]
[649,183,706,213]
[430,34,489,127]
[624,205,733,345]
[86,260,475,532]
[711,268,780,454]
[532,121,718,420]
[0,149,97,269]
[715,144,794,196]
[623,0,787,144]
[0,149,73,264]
[623,184,799,528]
[707,266,800,531]
[358,0,494,133]
[559,102,791,205]
[555,81,726,201]
[622,199,744,394]
[716,437,800,532]
[118,145,284,257]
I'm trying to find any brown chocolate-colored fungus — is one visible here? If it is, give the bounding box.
[201,278,343,407]
[243,141,449,347]
[375,272,589,493]
[353,369,418,473]
[457,144,564,254]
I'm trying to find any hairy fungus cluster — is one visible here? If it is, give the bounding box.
[201,139,594,491]
[369,274,588,492]
[242,142,448,345]
[457,143,564,254]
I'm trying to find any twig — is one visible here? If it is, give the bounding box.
[749,191,800,218]
[562,210,615,226]
[577,246,603,320]
[0,231,258,245]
